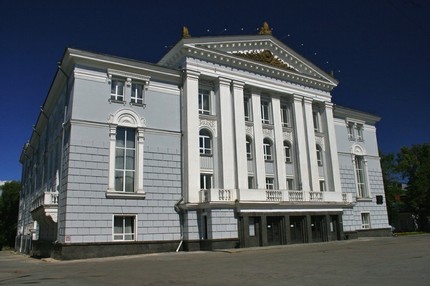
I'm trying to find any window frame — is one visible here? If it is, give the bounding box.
[113,215,136,241]
[261,99,271,124]
[316,145,323,166]
[246,136,253,160]
[130,81,145,106]
[361,212,371,229]
[244,95,252,122]
[198,88,211,115]
[110,78,125,102]
[286,178,294,190]
[199,129,212,156]
[319,180,326,192]
[263,138,273,161]
[265,177,275,190]
[114,127,136,193]
[313,111,320,132]
[280,102,291,128]
[200,173,213,190]
[355,155,369,198]
[284,141,292,163]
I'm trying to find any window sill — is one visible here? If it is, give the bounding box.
[356,197,372,202]
[130,102,146,108]
[200,154,213,157]
[109,99,126,105]
[106,191,146,199]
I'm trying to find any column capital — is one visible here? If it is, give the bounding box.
[183,69,200,80]
[218,76,231,86]
[232,80,245,89]
[324,101,334,109]
[293,94,303,102]
[303,97,314,105]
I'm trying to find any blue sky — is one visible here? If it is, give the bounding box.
[1,0,429,181]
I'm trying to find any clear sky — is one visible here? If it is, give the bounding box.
[1,0,429,181]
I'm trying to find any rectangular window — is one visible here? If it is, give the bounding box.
[286,178,294,190]
[111,79,125,101]
[347,123,355,141]
[281,103,291,128]
[361,213,371,229]
[198,88,211,115]
[261,100,271,124]
[131,82,144,105]
[355,156,369,198]
[244,96,252,122]
[263,140,272,161]
[249,217,256,237]
[200,173,212,190]
[113,215,136,241]
[313,111,320,132]
[246,138,252,159]
[319,180,326,192]
[199,130,212,155]
[115,127,136,192]
[248,176,254,189]
[316,146,323,166]
[356,124,364,141]
[265,177,275,190]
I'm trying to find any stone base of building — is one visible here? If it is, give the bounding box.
[344,228,392,240]
[183,238,240,251]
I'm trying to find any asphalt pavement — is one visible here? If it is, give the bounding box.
[1,234,429,285]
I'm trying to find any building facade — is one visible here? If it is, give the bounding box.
[17,24,390,259]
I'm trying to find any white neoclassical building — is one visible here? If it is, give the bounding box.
[17,23,390,259]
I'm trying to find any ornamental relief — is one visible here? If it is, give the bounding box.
[245,125,254,137]
[283,131,293,142]
[200,119,217,137]
[262,128,274,139]
[232,50,295,71]
[315,135,325,151]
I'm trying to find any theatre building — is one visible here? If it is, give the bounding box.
[16,23,390,259]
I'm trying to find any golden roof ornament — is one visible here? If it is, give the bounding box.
[182,26,191,38]
[259,21,272,35]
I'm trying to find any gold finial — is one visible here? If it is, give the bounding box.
[259,21,272,35]
[182,26,191,38]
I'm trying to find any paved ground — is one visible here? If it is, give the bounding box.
[0,235,429,285]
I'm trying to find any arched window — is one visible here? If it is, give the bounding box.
[284,141,292,163]
[246,136,253,159]
[199,129,212,155]
[316,145,323,166]
[263,138,273,161]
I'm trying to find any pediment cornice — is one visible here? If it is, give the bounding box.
[159,36,338,91]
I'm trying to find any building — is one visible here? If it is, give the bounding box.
[17,23,390,259]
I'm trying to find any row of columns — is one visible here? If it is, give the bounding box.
[183,70,341,203]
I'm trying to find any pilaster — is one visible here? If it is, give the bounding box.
[232,81,248,189]
[272,96,286,190]
[251,89,265,189]
[183,70,200,203]
[324,102,342,192]
[292,95,310,191]
[304,98,319,192]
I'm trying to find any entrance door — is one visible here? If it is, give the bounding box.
[329,215,340,241]
[311,216,325,242]
[266,216,283,245]
[248,216,262,247]
[289,216,305,244]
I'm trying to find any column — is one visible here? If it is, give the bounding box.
[232,81,248,189]
[324,102,342,192]
[136,127,145,193]
[217,77,236,189]
[303,98,319,192]
[183,70,200,203]
[292,95,310,191]
[251,89,265,189]
[272,96,286,190]
[107,125,117,192]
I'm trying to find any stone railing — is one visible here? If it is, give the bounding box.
[199,189,353,204]
[31,191,59,211]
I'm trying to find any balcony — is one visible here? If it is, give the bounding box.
[199,189,353,204]
[31,191,59,223]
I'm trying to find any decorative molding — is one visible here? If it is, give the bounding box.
[199,118,217,137]
[233,50,295,71]
[108,109,146,128]
[351,143,366,156]
[107,69,150,83]
[245,125,254,137]
[315,135,325,151]
[283,131,293,142]
[262,127,274,139]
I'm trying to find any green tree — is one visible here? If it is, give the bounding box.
[0,181,21,249]
[380,151,403,225]
[396,143,430,230]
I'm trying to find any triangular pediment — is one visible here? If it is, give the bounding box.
[159,35,338,90]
